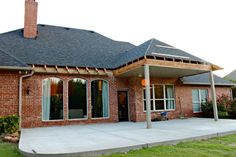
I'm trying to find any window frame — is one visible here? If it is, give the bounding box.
[90,79,110,120]
[67,78,88,121]
[41,77,64,122]
[192,89,208,113]
[143,84,176,112]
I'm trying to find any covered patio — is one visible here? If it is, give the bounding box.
[114,56,221,128]
[19,118,236,157]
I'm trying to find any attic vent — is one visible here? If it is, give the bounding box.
[89,30,95,33]
[65,28,70,30]
[152,52,190,59]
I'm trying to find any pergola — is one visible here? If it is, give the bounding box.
[114,57,222,129]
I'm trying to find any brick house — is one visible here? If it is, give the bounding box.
[0,0,234,128]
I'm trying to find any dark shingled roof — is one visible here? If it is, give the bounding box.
[181,73,235,86]
[0,24,211,69]
[225,70,236,81]
[0,25,135,69]
[112,38,209,68]
[0,49,28,68]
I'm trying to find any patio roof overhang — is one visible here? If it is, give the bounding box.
[113,58,222,78]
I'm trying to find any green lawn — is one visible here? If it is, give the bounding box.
[0,140,22,157]
[104,134,236,157]
[1,134,236,157]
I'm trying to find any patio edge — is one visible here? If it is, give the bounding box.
[19,130,236,157]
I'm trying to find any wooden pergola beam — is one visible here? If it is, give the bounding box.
[146,59,212,71]
[31,65,110,76]
[113,58,218,76]
[113,59,146,76]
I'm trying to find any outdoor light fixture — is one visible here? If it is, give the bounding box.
[141,79,146,87]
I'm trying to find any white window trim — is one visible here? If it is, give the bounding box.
[143,84,176,112]
[90,79,110,120]
[67,78,89,121]
[192,89,208,113]
[41,77,64,122]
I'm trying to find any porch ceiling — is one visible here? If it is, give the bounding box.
[116,66,208,78]
[114,58,220,78]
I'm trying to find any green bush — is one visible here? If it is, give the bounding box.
[0,115,19,135]
[229,99,236,119]
[233,88,236,99]
[201,94,232,119]
[201,101,213,118]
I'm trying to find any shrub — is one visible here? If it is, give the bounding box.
[201,101,213,118]
[0,115,19,135]
[201,94,232,119]
[228,99,236,119]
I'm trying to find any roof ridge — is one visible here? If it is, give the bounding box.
[0,49,28,66]
[144,38,154,57]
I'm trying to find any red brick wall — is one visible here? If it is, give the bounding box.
[0,71,233,128]
[0,71,19,116]
[129,78,233,122]
[115,78,136,121]
[21,74,119,128]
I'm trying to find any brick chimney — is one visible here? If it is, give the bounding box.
[24,0,38,38]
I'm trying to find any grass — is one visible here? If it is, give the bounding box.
[0,139,22,157]
[103,134,236,157]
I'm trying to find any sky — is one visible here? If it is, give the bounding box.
[0,0,235,77]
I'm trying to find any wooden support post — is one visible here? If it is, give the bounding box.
[209,71,219,121]
[144,64,152,129]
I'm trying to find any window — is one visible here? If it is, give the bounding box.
[91,80,109,118]
[143,84,175,111]
[68,78,87,119]
[192,89,208,113]
[42,78,63,121]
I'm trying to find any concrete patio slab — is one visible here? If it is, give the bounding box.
[19,118,236,157]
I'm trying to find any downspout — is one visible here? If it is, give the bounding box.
[19,70,34,130]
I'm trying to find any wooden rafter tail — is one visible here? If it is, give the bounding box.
[212,64,223,71]
[65,66,70,73]
[86,67,90,74]
[55,65,59,72]
[44,65,47,72]
[103,68,107,74]
[95,68,100,74]
[76,67,80,74]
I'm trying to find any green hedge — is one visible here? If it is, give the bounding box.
[0,115,19,135]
